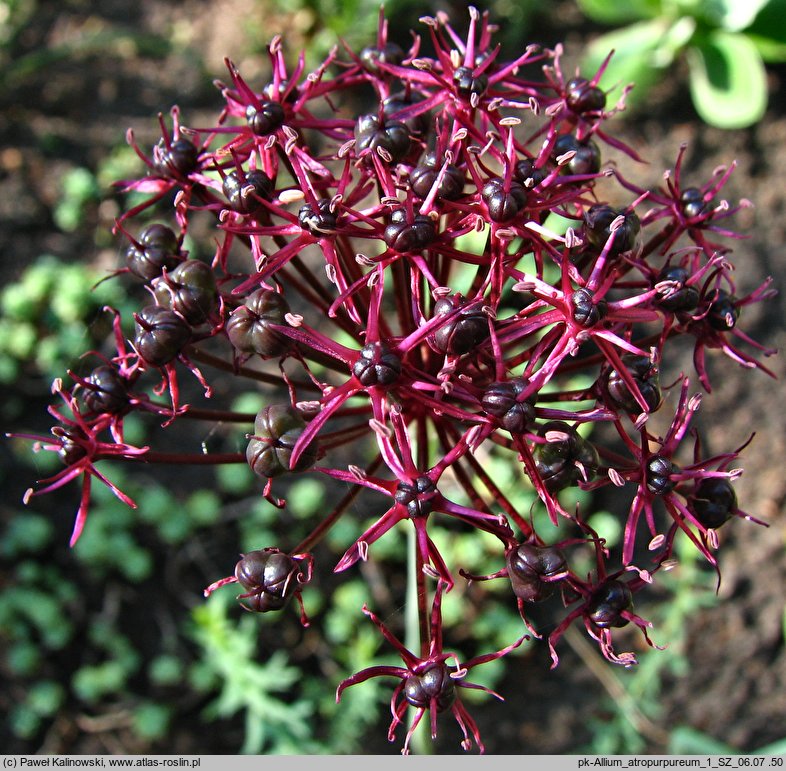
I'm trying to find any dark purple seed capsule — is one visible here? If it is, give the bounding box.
[383,211,436,252]
[382,92,430,136]
[82,365,129,414]
[587,580,632,628]
[298,199,338,236]
[481,378,537,433]
[571,288,607,328]
[153,259,218,325]
[359,42,404,73]
[234,549,302,613]
[430,295,490,356]
[245,101,285,135]
[352,342,401,387]
[246,404,318,478]
[394,476,438,518]
[134,305,191,367]
[481,177,527,223]
[513,158,548,187]
[51,426,88,466]
[153,138,199,177]
[551,133,601,176]
[646,455,677,496]
[506,543,567,602]
[354,115,411,163]
[126,224,182,281]
[533,421,599,492]
[565,77,606,113]
[584,204,641,255]
[604,354,662,414]
[223,170,273,214]
[680,187,712,219]
[403,662,456,711]
[656,265,699,313]
[707,289,739,331]
[226,288,291,357]
[409,152,464,200]
[690,477,737,529]
[453,66,488,98]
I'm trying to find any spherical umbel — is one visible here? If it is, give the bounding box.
[506,543,567,602]
[481,378,537,433]
[587,580,633,628]
[226,288,291,358]
[234,548,303,613]
[403,663,456,712]
[133,305,191,367]
[690,477,738,529]
[352,342,402,387]
[429,295,490,356]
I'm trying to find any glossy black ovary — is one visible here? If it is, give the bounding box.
[226,288,291,357]
[645,455,677,496]
[656,265,699,313]
[246,404,318,478]
[298,199,338,236]
[234,549,301,612]
[604,354,662,413]
[245,101,285,135]
[430,295,490,356]
[690,477,737,529]
[587,580,632,628]
[453,66,488,99]
[352,342,402,387]
[134,305,191,367]
[126,223,181,281]
[565,77,606,114]
[154,138,199,177]
[584,204,641,255]
[83,365,129,414]
[403,662,456,711]
[680,187,713,219]
[481,177,527,223]
[481,378,537,433]
[383,210,436,252]
[506,542,567,602]
[707,289,739,331]
[394,476,438,518]
[354,115,411,163]
[513,158,548,187]
[571,287,607,328]
[152,259,218,325]
[551,133,601,176]
[533,421,599,492]
[409,152,464,200]
[222,169,273,214]
[358,42,404,73]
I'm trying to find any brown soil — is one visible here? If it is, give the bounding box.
[1,0,784,756]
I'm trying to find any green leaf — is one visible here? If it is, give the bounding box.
[668,726,736,754]
[708,0,771,31]
[687,31,768,128]
[577,0,661,24]
[744,0,786,61]
[581,20,674,107]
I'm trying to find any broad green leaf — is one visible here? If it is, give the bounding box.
[707,0,771,31]
[581,20,673,107]
[577,0,661,25]
[687,31,768,128]
[744,0,786,61]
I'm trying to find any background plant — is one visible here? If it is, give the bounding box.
[3,0,780,760]
[578,0,786,128]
